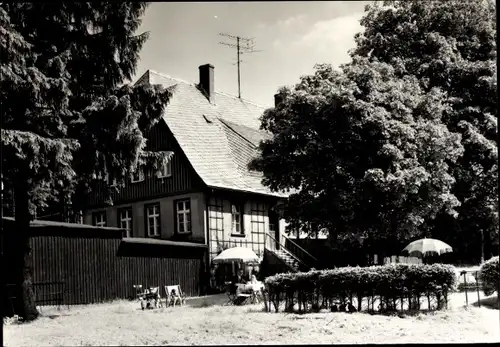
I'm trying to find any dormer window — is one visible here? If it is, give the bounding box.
[105,173,117,186]
[131,169,145,183]
[157,160,172,178]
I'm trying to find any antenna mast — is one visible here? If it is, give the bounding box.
[219,33,262,99]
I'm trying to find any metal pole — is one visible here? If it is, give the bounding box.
[480,230,485,263]
[476,271,481,308]
[237,37,241,98]
[463,271,468,306]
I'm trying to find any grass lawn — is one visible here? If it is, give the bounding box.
[4,292,499,346]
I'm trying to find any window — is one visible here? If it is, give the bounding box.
[118,207,133,238]
[131,169,145,183]
[208,198,224,261]
[92,211,106,227]
[157,160,172,178]
[145,204,160,237]
[250,203,266,255]
[175,199,191,234]
[105,173,117,186]
[231,204,244,236]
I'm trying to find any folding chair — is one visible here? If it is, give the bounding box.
[164,285,186,307]
[133,285,143,301]
[225,283,251,305]
[225,282,237,305]
[140,286,162,310]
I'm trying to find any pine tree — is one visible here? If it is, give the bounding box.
[1,3,171,321]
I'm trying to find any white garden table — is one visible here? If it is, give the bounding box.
[236,282,265,304]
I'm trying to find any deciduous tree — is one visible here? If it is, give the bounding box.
[251,58,464,250]
[251,0,497,259]
[353,0,498,261]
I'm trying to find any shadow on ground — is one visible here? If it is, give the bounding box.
[472,295,499,310]
[185,293,228,308]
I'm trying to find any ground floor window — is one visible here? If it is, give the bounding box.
[118,207,133,238]
[145,203,160,237]
[92,211,106,227]
[175,199,192,234]
[250,203,266,256]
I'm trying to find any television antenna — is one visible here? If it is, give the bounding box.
[219,33,262,98]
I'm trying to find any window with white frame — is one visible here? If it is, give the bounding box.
[92,211,107,227]
[118,207,133,238]
[176,199,191,234]
[157,159,172,178]
[131,168,145,183]
[105,173,117,186]
[146,204,160,237]
[231,204,244,235]
[250,203,266,255]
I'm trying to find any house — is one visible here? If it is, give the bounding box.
[81,64,307,274]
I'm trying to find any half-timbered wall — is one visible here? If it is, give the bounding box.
[207,196,273,263]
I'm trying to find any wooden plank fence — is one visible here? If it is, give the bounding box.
[2,218,207,308]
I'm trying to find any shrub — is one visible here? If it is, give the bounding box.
[264,263,457,314]
[478,256,499,296]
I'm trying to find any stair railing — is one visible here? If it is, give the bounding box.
[282,234,321,270]
[265,233,309,271]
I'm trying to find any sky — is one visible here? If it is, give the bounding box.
[135,1,371,107]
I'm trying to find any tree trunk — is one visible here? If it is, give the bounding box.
[5,186,39,321]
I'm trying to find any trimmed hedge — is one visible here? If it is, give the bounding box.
[478,256,499,296]
[264,263,457,313]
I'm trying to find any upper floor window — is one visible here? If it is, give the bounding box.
[157,160,172,178]
[176,199,191,234]
[231,204,244,236]
[131,169,145,183]
[145,203,160,237]
[105,173,117,187]
[92,211,106,227]
[118,207,133,238]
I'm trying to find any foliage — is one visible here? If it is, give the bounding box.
[478,256,499,296]
[250,0,497,255]
[251,59,463,247]
[264,264,457,313]
[353,0,498,255]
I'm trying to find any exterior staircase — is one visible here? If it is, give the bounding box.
[273,249,300,272]
[263,233,321,275]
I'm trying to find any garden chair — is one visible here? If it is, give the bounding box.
[140,286,162,310]
[225,282,237,305]
[225,282,251,305]
[164,284,186,307]
[133,284,143,301]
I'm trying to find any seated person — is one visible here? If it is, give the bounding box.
[250,274,258,284]
[230,269,244,293]
[233,269,248,284]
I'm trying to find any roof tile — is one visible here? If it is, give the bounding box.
[146,70,288,198]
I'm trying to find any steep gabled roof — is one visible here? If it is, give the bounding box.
[142,70,288,198]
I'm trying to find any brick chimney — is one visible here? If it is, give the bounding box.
[274,93,283,108]
[199,64,215,103]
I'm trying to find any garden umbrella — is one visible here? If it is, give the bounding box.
[213,247,260,264]
[401,238,453,257]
